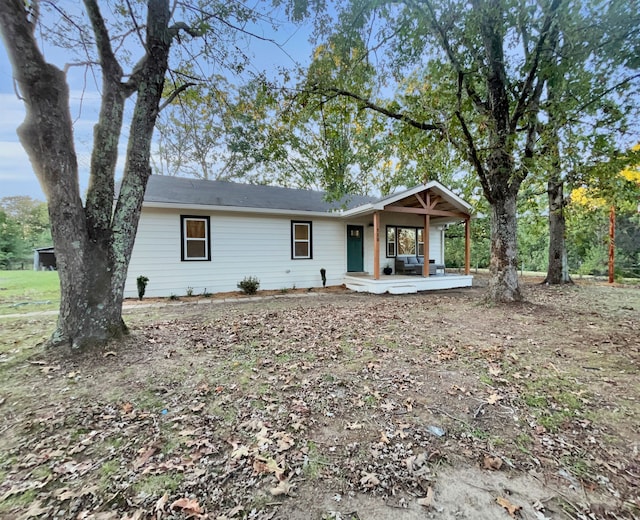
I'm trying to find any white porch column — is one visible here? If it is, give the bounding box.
[373,211,380,280]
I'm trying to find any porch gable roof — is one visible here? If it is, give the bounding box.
[342,181,472,220]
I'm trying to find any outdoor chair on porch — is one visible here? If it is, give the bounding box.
[395,256,444,275]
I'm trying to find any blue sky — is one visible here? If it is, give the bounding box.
[0,7,312,201]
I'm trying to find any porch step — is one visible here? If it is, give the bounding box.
[345,282,368,293]
[388,285,418,295]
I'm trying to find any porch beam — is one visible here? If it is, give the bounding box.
[373,211,380,280]
[384,205,469,219]
[464,218,471,275]
[414,192,429,210]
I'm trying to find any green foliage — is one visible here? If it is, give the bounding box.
[237,276,260,295]
[0,197,51,269]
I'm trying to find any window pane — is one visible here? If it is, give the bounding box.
[294,224,309,240]
[187,220,206,238]
[186,240,206,258]
[398,228,416,255]
[294,242,309,258]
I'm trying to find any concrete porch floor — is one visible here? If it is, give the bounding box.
[344,272,474,294]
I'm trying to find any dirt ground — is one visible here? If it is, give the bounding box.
[0,276,638,519]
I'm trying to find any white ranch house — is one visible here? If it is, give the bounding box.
[123,176,473,298]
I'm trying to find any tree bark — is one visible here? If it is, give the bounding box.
[487,191,522,302]
[0,0,173,349]
[544,175,572,284]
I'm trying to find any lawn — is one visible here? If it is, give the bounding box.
[0,270,60,316]
[0,277,638,519]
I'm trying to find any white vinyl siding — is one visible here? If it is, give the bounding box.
[124,209,345,297]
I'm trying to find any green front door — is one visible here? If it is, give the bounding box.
[347,225,364,272]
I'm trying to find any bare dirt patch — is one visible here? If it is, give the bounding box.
[0,277,638,519]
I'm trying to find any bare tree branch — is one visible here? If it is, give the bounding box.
[509,0,562,132]
[158,82,197,111]
[319,86,445,133]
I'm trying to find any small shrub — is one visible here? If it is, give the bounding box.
[186,286,194,297]
[201,288,212,298]
[237,276,260,295]
[136,276,149,300]
[169,294,179,301]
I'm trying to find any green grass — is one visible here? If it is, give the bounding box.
[0,270,60,315]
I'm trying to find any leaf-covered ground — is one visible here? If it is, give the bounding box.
[0,277,638,519]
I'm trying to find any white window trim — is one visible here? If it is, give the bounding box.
[291,221,312,259]
[181,216,211,261]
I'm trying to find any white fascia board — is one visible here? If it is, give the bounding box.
[426,181,472,211]
[142,201,341,218]
[340,203,375,218]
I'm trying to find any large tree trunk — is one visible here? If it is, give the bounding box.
[487,191,522,302]
[0,0,173,349]
[544,175,572,284]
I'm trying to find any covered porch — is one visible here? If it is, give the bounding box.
[344,272,474,294]
[341,181,473,294]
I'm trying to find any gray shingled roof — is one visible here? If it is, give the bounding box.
[142,175,377,213]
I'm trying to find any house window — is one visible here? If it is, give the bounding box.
[397,227,417,255]
[386,226,425,257]
[291,221,312,259]
[386,227,396,257]
[181,216,211,261]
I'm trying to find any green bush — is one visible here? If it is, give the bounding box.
[237,276,260,295]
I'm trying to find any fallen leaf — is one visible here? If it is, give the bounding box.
[171,497,203,516]
[231,444,250,459]
[21,500,49,518]
[496,496,521,517]
[269,479,295,496]
[487,393,503,405]
[417,486,435,508]
[121,402,134,414]
[360,471,380,488]
[274,431,295,451]
[488,365,502,376]
[155,492,169,513]
[483,455,503,470]
[190,402,205,412]
[134,446,157,469]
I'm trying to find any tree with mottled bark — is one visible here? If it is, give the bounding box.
[0,0,184,348]
[302,0,639,300]
[0,0,271,349]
